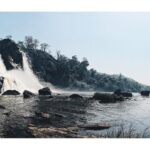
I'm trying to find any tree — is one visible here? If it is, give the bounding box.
[24,36,34,49]
[33,39,39,49]
[17,41,25,49]
[40,43,49,52]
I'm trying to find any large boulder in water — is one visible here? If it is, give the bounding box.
[93,93,124,103]
[2,90,20,95]
[69,94,83,99]
[0,39,23,70]
[23,90,35,99]
[141,91,150,96]
[38,87,51,96]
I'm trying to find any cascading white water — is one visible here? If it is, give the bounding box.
[0,53,43,94]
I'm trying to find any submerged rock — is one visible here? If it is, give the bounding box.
[2,90,20,95]
[141,91,150,96]
[69,94,83,99]
[93,93,124,103]
[79,124,111,130]
[23,90,35,99]
[38,87,51,96]
[35,111,50,119]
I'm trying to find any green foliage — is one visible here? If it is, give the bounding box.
[26,48,148,92]
[5,36,148,92]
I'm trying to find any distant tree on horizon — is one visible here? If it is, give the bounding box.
[40,43,49,52]
[33,39,39,49]
[25,36,34,49]
[17,41,25,50]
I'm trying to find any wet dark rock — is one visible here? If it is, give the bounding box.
[69,94,83,99]
[3,112,10,116]
[93,93,124,103]
[34,111,52,125]
[0,76,4,93]
[2,90,20,95]
[114,89,132,97]
[35,111,43,117]
[41,113,50,119]
[141,91,150,96]
[23,90,35,99]
[0,39,23,70]
[35,112,50,119]
[0,105,5,109]
[79,124,111,130]
[4,125,34,138]
[53,113,64,118]
[38,87,51,96]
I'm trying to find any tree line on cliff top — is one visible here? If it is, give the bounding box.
[1,35,149,92]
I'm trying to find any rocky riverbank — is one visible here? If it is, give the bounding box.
[0,88,136,138]
[0,87,149,138]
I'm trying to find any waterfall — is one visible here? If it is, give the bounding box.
[0,53,43,93]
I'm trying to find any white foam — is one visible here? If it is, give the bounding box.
[0,52,43,93]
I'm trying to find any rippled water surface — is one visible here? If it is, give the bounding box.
[0,93,150,137]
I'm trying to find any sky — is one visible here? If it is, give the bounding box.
[0,12,150,85]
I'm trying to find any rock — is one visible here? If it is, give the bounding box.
[2,90,20,95]
[69,94,83,99]
[35,111,50,118]
[41,113,50,119]
[141,91,150,96]
[79,124,111,130]
[114,89,132,97]
[0,76,4,93]
[27,126,79,138]
[3,112,10,116]
[38,87,51,96]
[93,93,124,103]
[0,105,5,109]
[23,90,35,98]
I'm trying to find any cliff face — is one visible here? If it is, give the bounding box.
[0,39,23,70]
[0,38,148,92]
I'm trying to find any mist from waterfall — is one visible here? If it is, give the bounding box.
[0,53,43,94]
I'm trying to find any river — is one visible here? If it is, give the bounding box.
[0,93,150,138]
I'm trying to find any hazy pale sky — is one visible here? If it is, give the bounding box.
[0,12,150,85]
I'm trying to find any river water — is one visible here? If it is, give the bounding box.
[0,93,150,137]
